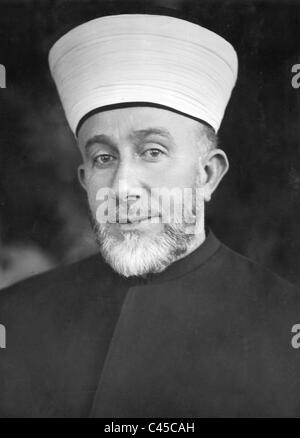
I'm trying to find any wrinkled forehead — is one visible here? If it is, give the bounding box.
[77,105,204,150]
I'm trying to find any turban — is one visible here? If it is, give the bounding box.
[48,14,238,135]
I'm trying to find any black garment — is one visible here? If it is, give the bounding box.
[0,231,300,417]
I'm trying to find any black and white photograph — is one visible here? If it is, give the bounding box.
[0,0,300,419]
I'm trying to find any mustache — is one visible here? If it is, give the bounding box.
[104,197,163,223]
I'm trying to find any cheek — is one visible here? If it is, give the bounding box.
[83,172,107,213]
[158,158,199,189]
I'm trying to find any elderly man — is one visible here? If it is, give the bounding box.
[0,14,300,418]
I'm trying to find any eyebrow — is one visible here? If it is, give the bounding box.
[84,134,117,152]
[84,127,175,152]
[130,127,174,141]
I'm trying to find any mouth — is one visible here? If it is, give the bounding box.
[116,213,159,222]
[117,215,160,228]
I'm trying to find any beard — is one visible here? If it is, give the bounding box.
[92,220,196,277]
[89,173,204,278]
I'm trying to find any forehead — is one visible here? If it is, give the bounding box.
[77,106,201,147]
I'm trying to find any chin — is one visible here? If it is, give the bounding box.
[97,228,179,277]
[100,242,169,277]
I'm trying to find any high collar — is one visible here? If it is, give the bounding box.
[126,229,221,286]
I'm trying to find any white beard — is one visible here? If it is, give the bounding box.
[93,222,195,277]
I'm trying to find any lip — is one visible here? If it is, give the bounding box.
[117,216,160,227]
[117,214,159,222]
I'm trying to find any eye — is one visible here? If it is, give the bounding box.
[93,154,115,167]
[141,148,165,162]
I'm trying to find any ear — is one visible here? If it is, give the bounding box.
[199,149,229,202]
[77,164,87,191]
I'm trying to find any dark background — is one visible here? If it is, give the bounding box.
[0,0,299,289]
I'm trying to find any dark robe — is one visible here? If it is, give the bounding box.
[0,231,300,418]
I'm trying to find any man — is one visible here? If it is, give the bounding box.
[0,14,300,418]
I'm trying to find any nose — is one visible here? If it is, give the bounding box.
[111,158,142,205]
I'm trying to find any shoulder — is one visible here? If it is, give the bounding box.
[213,240,300,312]
[0,253,113,314]
[220,242,297,288]
[0,252,123,366]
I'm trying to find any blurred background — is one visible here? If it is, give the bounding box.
[0,0,300,289]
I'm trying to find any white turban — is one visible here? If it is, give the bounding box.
[49,14,238,135]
